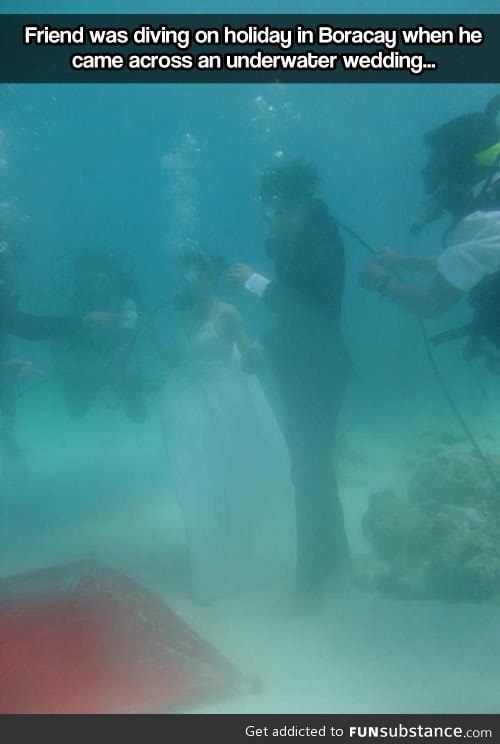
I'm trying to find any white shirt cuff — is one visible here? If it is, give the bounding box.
[244,273,271,298]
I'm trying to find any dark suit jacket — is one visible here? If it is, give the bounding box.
[260,198,350,390]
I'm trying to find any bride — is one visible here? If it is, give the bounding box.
[156,248,295,603]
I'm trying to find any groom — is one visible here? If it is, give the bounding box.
[228,160,351,610]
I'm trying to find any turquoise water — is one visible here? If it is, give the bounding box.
[1,0,500,714]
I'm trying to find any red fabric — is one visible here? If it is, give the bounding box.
[0,561,245,713]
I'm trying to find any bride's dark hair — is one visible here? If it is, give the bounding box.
[177,247,228,283]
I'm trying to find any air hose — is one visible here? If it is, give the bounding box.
[334,215,500,499]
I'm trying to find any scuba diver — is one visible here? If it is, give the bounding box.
[359,94,500,372]
[228,159,352,611]
[52,251,146,421]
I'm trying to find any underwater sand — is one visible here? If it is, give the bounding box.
[2,387,500,714]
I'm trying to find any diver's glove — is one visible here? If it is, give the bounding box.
[358,263,392,296]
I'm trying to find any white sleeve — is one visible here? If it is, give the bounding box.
[244,272,271,298]
[437,210,500,292]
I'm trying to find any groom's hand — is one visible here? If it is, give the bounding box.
[225,263,254,286]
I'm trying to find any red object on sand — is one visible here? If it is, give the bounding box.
[0,560,247,714]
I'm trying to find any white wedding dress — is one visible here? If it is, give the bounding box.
[162,317,295,601]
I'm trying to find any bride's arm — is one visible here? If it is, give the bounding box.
[218,304,266,374]
[218,304,251,356]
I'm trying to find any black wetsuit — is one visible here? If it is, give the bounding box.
[1,307,75,341]
[261,198,351,594]
[53,298,146,422]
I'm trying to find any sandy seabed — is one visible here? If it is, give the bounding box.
[2,392,500,714]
